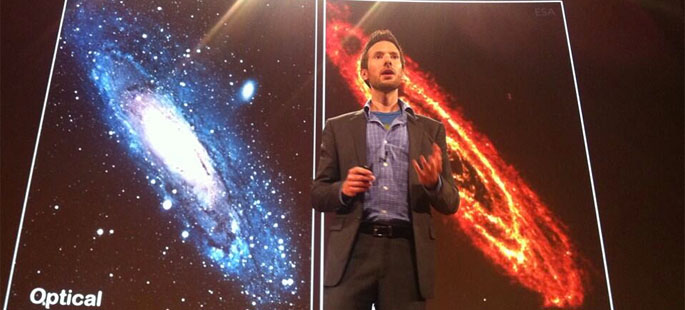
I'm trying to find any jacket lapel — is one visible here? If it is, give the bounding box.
[407,115,423,210]
[350,109,367,167]
[407,115,422,184]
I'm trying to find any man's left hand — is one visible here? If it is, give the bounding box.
[412,143,443,189]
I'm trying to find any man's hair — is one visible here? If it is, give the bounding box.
[359,29,406,71]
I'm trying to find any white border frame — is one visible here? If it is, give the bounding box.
[3,0,70,309]
[319,1,615,310]
[311,1,320,309]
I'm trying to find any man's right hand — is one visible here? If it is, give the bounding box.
[341,166,375,197]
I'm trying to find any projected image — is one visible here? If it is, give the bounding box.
[323,1,612,309]
[5,0,314,309]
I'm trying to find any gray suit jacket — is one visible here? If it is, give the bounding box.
[311,108,460,299]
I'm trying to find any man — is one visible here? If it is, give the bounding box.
[311,30,460,310]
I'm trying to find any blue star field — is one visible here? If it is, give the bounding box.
[52,0,311,308]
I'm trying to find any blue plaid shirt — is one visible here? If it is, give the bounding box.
[362,100,413,224]
[338,100,443,222]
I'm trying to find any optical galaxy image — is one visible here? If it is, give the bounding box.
[5,0,314,309]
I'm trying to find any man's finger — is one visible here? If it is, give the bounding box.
[432,143,441,155]
[346,172,374,184]
[420,155,432,175]
[412,160,427,179]
[431,144,441,161]
[347,174,374,182]
[431,153,441,171]
[346,181,372,187]
[351,166,374,177]
[412,160,421,174]
[432,143,442,162]
[343,183,372,195]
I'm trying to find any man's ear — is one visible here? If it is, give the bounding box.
[360,68,368,81]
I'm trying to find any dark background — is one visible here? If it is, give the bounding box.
[2,0,682,309]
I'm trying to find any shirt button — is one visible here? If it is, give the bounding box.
[382,186,389,190]
[383,162,389,167]
[381,210,387,214]
[383,140,388,144]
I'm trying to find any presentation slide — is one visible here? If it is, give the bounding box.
[323,1,611,309]
[5,0,315,309]
[5,0,618,309]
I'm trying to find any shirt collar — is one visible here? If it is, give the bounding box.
[363,99,416,119]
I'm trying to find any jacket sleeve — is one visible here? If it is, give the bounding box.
[311,120,346,212]
[424,123,460,215]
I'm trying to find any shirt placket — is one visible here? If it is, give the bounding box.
[365,109,409,223]
[381,119,403,220]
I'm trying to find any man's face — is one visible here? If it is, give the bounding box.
[361,40,404,92]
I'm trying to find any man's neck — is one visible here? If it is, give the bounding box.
[369,88,400,113]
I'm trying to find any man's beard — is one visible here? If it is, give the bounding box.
[369,76,402,93]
